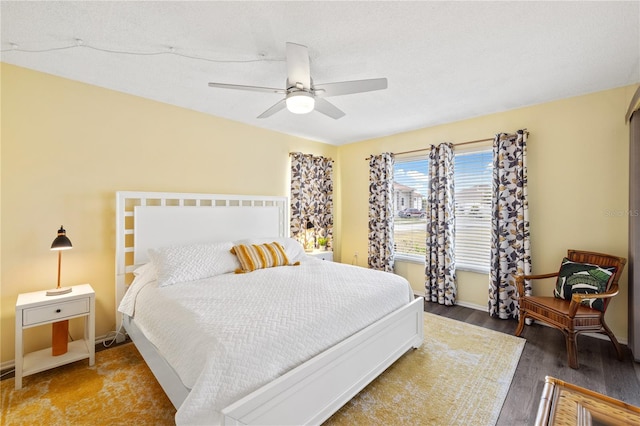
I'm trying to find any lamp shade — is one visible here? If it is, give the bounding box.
[51,226,72,251]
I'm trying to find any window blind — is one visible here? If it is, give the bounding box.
[454,149,492,273]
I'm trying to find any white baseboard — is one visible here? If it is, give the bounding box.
[455,300,488,312]
[416,293,489,313]
[1,359,14,372]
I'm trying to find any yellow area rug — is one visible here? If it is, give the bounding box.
[325,313,525,425]
[1,313,524,425]
[1,342,175,425]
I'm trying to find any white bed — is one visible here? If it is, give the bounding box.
[115,191,424,425]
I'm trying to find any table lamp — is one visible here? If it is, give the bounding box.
[49,226,73,356]
[305,221,315,252]
[47,226,72,296]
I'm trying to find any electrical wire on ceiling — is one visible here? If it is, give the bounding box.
[0,39,284,64]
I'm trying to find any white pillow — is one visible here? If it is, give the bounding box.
[148,241,240,287]
[118,263,158,317]
[234,237,307,263]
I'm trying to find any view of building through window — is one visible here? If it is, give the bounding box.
[392,148,492,273]
[393,156,429,257]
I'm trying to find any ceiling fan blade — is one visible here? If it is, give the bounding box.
[208,82,285,95]
[314,98,345,120]
[313,78,388,98]
[257,98,287,119]
[286,42,311,89]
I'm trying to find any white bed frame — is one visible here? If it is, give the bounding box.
[115,191,424,425]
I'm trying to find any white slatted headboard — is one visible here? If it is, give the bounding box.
[115,191,289,337]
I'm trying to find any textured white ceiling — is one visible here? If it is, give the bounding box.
[2,1,639,145]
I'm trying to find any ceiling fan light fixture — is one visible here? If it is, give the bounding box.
[286,91,315,114]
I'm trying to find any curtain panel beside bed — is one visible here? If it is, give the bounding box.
[290,152,334,250]
[368,152,395,272]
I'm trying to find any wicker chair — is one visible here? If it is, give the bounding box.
[514,249,626,369]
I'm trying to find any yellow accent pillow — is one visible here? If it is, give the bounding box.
[230,242,300,273]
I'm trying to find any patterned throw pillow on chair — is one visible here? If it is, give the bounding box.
[553,257,616,311]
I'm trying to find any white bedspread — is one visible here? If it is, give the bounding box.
[119,258,413,425]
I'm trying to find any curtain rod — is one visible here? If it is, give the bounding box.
[394,137,493,156]
[363,137,492,160]
[288,152,334,162]
[364,129,528,160]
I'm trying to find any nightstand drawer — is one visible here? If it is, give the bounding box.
[23,298,90,326]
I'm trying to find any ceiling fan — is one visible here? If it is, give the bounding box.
[207,42,388,120]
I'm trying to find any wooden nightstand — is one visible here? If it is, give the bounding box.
[15,283,95,389]
[308,249,333,262]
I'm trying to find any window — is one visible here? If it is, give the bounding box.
[392,147,492,272]
[393,155,429,260]
[454,148,492,273]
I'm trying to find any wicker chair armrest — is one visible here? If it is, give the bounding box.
[568,284,619,316]
[515,272,559,296]
[570,286,619,303]
[522,272,560,280]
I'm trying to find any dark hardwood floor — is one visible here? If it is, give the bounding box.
[423,301,640,425]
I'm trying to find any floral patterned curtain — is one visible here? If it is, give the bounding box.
[290,152,333,250]
[368,153,395,271]
[489,130,531,319]
[425,143,457,305]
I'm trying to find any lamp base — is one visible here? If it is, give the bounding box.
[52,320,69,356]
[46,287,72,296]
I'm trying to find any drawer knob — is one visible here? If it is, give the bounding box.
[55,309,61,313]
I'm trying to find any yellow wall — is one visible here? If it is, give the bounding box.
[337,85,636,341]
[0,64,337,364]
[1,62,636,365]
